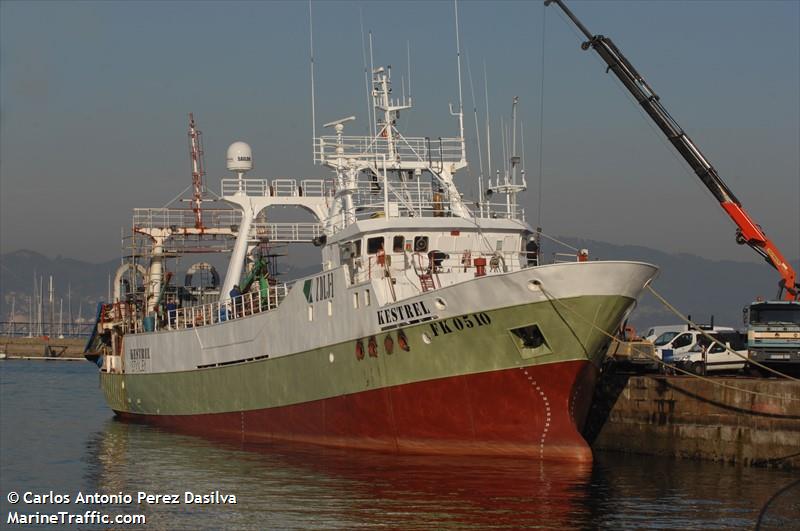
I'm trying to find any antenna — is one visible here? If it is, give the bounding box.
[465,50,484,206]
[309,0,317,162]
[520,120,527,187]
[368,31,376,140]
[500,116,507,182]
[407,40,412,103]
[323,116,356,129]
[511,96,519,187]
[360,9,373,137]
[453,0,465,159]
[483,61,492,185]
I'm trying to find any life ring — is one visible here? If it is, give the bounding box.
[368,336,378,358]
[355,340,365,361]
[384,334,394,355]
[397,330,410,352]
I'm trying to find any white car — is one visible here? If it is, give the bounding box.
[676,334,748,375]
[653,326,735,366]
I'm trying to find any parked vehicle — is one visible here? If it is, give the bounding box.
[644,325,685,342]
[652,326,734,372]
[675,332,748,375]
[745,300,800,375]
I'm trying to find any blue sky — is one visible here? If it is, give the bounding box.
[1,0,798,264]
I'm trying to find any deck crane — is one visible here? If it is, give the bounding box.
[545,0,798,302]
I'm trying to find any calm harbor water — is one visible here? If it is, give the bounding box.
[1,360,796,529]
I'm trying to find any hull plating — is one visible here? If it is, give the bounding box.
[116,359,598,461]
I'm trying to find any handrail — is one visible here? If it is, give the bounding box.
[151,282,292,333]
[351,250,527,286]
[220,178,333,198]
[210,176,524,222]
[315,135,464,164]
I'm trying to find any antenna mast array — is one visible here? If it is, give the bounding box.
[486,97,527,218]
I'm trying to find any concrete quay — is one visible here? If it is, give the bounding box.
[586,373,800,469]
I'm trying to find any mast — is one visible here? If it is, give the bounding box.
[188,113,206,229]
[486,97,526,217]
[453,0,466,163]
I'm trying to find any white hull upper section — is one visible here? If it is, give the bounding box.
[120,261,657,375]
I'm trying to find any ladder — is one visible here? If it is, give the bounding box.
[418,273,435,292]
[413,253,437,292]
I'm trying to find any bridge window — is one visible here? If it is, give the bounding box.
[364,289,371,307]
[393,235,405,252]
[353,292,359,309]
[367,237,385,254]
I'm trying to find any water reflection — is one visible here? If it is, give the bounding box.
[2,362,794,530]
[87,419,594,529]
[84,419,796,530]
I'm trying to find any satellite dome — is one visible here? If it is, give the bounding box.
[226,141,253,172]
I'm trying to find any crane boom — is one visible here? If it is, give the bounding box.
[545,0,798,300]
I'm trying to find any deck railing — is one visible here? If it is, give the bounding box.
[315,136,464,165]
[133,208,241,230]
[164,282,291,331]
[129,282,293,334]
[352,250,533,286]
[220,178,333,198]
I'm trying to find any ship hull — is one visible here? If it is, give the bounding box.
[99,262,658,461]
[115,358,597,461]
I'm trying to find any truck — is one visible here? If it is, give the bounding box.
[546,0,800,374]
[744,300,800,375]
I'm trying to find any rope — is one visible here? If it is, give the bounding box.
[646,285,800,383]
[536,4,547,232]
[537,231,579,252]
[535,281,799,402]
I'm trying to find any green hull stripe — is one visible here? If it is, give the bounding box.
[102,295,629,415]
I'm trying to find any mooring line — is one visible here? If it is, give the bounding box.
[534,282,799,403]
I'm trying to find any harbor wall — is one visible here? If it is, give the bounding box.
[585,374,800,469]
[0,336,86,358]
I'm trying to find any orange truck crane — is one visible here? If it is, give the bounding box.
[545,0,798,302]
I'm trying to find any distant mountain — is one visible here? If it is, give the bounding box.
[0,250,119,319]
[2,244,796,330]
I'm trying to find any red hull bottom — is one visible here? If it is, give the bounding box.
[116,360,598,462]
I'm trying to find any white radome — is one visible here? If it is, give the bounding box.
[226,141,253,172]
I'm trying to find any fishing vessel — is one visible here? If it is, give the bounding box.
[87,56,657,462]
